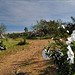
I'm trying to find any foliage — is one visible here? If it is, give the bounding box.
[7,32,31,39]
[43,38,75,75]
[31,20,69,39]
[31,20,59,35]
[24,27,28,32]
[5,37,8,41]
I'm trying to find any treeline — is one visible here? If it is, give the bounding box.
[7,16,75,39]
[7,32,32,39]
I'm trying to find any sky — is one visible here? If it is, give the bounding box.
[0,0,75,33]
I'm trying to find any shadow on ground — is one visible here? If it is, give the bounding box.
[39,66,58,75]
[11,59,51,68]
[11,58,57,75]
[16,72,31,75]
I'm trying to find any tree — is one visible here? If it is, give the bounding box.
[31,20,60,35]
[0,23,6,34]
[24,27,28,32]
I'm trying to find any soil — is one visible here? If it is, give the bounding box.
[0,39,57,75]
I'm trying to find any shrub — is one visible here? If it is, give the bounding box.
[0,40,7,50]
[42,38,75,75]
[17,38,27,45]
[7,32,31,39]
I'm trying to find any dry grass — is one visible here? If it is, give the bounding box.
[0,38,29,60]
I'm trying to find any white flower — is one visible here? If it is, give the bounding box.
[60,39,62,41]
[66,37,72,45]
[0,47,4,49]
[48,50,50,53]
[61,25,65,29]
[51,37,54,40]
[42,50,50,60]
[67,30,69,33]
[67,45,74,64]
[44,49,47,52]
[71,31,75,41]
[68,37,72,42]
[58,27,60,29]
[60,52,63,56]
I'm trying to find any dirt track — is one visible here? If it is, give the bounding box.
[0,39,57,75]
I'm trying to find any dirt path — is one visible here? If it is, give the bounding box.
[0,39,57,75]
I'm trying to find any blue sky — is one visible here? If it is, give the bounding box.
[0,0,75,33]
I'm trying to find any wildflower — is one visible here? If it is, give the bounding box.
[51,37,54,40]
[57,50,63,57]
[58,27,60,29]
[68,37,72,42]
[61,25,65,29]
[44,49,47,52]
[42,50,50,60]
[66,37,72,45]
[60,52,63,56]
[67,30,69,33]
[0,47,4,49]
[71,30,75,41]
[67,45,74,64]
[48,50,50,53]
[60,39,62,41]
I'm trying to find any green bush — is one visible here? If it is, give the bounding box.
[17,38,27,45]
[7,32,31,39]
[43,39,75,75]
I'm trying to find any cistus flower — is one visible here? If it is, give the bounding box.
[58,27,60,29]
[51,49,63,60]
[71,30,75,41]
[66,37,72,45]
[58,25,65,29]
[42,46,52,60]
[56,50,63,57]
[42,50,51,60]
[51,37,54,40]
[44,49,47,52]
[67,45,74,64]
[61,25,65,29]
[60,39,62,41]
[67,30,69,33]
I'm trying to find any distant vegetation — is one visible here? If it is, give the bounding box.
[6,16,75,40]
[7,32,32,39]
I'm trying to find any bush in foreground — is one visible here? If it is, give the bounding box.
[42,37,75,75]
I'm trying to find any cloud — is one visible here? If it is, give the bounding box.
[0,0,75,27]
